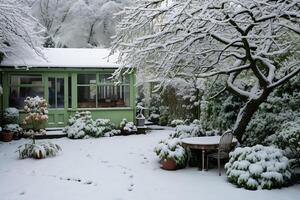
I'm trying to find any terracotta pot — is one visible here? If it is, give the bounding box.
[161,159,177,170]
[1,131,14,142]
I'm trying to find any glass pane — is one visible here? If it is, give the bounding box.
[99,74,112,84]
[68,76,72,108]
[11,75,42,85]
[48,78,56,108]
[57,78,64,108]
[77,85,96,108]
[98,85,129,107]
[9,87,44,109]
[77,74,96,84]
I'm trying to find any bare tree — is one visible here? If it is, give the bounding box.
[112,0,300,142]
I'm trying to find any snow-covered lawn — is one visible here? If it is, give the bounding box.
[0,128,299,200]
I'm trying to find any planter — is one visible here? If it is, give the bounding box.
[32,120,47,131]
[161,159,177,170]
[136,117,145,126]
[1,131,14,142]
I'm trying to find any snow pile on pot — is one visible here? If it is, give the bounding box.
[154,138,187,169]
[170,119,204,139]
[225,145,292,190]
[3,124,22,134]
[64,111,120,139]
[17,140,61,159]
[120,118,137,134]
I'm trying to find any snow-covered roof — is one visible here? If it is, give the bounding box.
[0,48,120,68]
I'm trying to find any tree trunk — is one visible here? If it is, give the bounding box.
[233,90,271,143]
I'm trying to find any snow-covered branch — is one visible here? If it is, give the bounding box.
[0,0,44,61]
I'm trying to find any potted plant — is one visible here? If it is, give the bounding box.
[3,124,22,140]
[154,138,187,170]
[3,107,22,140]
[120,118,137,135]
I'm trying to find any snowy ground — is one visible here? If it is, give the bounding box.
[0,128,300,200]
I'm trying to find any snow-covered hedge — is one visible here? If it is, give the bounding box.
[4,107,19,123]
[170,119,204,139]
[154,138,187,169]
[120,118,137,134]
[225,145,292,190]
[17,140,61,159]
[267,119,300,167]
[63,111,120,139]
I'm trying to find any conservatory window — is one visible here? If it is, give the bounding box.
[77,73,130,108]
[97,74,130,107]
[9,75,44,109]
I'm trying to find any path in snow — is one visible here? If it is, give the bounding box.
[0,128,300,200]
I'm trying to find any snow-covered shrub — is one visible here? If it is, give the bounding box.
[170,119,184,127]
[267,119,300,167]
[225,145,292,190]
[17,139,61,159]
[4,107,19,123]
[154,138,187,169]
[23,129,47,137]
[120,118,137,134]
[64,111,120,139]
[3,124,22,135]
[170,119,204,139]
[23,96,48,131]
[148,113,160,124]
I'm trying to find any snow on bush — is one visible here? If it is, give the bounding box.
[170,119,204,139]
[170,119,184,127]
[4,107,19,123]
[148,113,160,124]
[120,118,137,134]
[3,124,22,134]
[17,139,61,159]
[154,138,187,169]
[225,145,292,190]
[64,111,120,139]
[23,96,48,131]
[267,119,300,167]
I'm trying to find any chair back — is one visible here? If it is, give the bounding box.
[219,130,233,153]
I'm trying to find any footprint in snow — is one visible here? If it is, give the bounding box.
[128,183,134,191]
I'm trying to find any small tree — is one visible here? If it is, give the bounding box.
[112,0,300,142]
[23,96,48,132]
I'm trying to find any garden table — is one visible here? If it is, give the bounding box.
[181,136,237,171]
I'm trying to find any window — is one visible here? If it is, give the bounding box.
[9,75,44,109]
[77,73,130,108]
[48,77,64,108]
[98,74,130,107]
[77,74,97,108]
